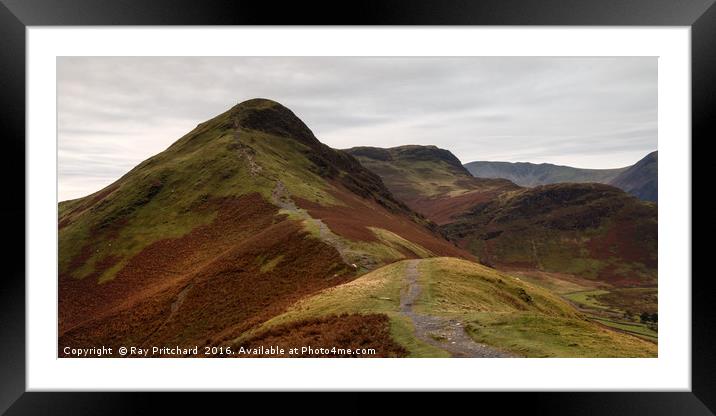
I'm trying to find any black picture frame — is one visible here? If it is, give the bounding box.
[0,0,710,413]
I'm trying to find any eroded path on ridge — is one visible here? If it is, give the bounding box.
[270,181,376,271]
[400,259,512,358]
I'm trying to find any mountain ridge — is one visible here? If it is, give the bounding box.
[464,151,657,202]
[464,160,629,187]
[58,99,471,354]
[58,100,657,357]
[346,145,519,225]
[349,144,657,287]
[608,151,658,201]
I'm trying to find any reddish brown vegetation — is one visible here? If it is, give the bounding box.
[587,218,657,286]
[406,186,511,225]
[588,220,657,269]
[429,184,658,289]
[237,313,407,357]
[295,183,471,259]
[59,193,355,356]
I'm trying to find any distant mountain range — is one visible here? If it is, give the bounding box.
[464,151,658,202]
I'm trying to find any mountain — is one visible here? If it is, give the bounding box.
[350,145,658,344]
[608,151,658,202]
[350,145,657,287]
[59,101,655,357]
[464,160,628,187]
[443,183,657,287]
[464,152,658,203]
[58,99,469,354]
[346,146,519,225]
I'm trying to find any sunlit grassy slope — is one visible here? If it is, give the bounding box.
[347,145,515,199]
[235,257,657,357]
[59,100,333,282]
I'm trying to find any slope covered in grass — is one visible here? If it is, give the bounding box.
[59,100,421,283]
[444,183,657,287]
[416,259,655,357]
[346,145,519,225]
[237,257,656,357]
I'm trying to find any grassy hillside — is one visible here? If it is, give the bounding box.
[347,145,518,225]
[58,100,657,358]
[464,160,628,187]
[347,145,475,198]
[443,183,657,287]
[58,99,471,353]
[236,257,656,357]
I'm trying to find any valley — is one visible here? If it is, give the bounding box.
[349,144,658,348]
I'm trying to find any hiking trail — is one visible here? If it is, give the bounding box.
[400,259,512,358]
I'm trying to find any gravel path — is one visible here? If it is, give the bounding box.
[270,181,376,271]
[233,128,262,177]
[400,259,512,358]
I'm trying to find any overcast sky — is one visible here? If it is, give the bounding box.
[58,57,657,201]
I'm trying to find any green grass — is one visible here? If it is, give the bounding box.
[389,315,451,358]
[59,100,342,283]
[563,290,612,311]
[465,312,656,357]
[236,257,656,358]
[60,101,456,285]
[412,258,655,357]
[534,285,658,345]
[340,227,434,267]
[232,261,448,357]
[507,269,601,295]
[591,317,658,341]
[563,287,657,320]
[444,183,657,291]
[595,287,658,315]
[511,275,658,347]
[259,255,285,273]
[354,156,471,199]
[415,258,579,319]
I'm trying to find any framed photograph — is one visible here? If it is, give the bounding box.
[1,0,710,412]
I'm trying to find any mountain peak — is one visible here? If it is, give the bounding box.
[608,151,657,201]
[389,145,464,169]
[230,98,320,147]
[232,97,280,109]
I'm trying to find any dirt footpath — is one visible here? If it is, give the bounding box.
[400,259,512,358]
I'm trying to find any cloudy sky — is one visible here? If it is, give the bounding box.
[58,57,657,201]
